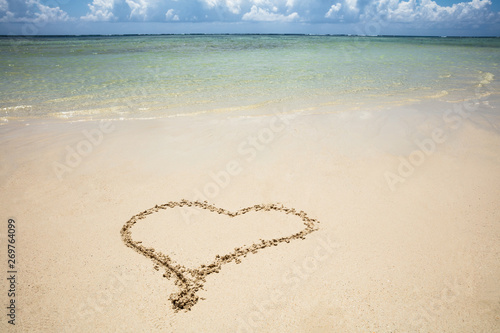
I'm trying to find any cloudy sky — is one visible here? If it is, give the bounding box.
[0,0,499,36]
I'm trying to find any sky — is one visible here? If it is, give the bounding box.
[0,0,499,36]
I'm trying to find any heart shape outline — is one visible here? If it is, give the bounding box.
[121,199,320,311]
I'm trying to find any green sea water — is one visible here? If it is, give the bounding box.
[0,35,499,122]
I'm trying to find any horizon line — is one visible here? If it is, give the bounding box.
[1,33,500,38]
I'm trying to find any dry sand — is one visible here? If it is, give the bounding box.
[0,98,499,332]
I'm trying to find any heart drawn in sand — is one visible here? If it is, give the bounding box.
[120,200,320,311]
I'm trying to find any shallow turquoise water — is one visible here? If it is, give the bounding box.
[0,35,499,121]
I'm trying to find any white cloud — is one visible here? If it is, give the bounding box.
[324,0,359,21]
[0,11,14,23]
[200,0,242,15]
[325,3,342,18]
[81,0,115,21]
[32,0,69,23]
[388,0,417,22]
[242,4,299,21]
[1,0,498,31]
[0,0,8,12]
[251,0,272,6]
[324,0,498,25]
[344,0,358,13]
[226,0,242,14]
[125,0,152,20]
[203,0,217,7]
[0,0,69,23]
[386,0,494,22]
[165,8,180,21]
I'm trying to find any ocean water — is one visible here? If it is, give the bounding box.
[0,35,499,122]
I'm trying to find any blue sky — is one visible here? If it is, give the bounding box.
[0,0,499,36]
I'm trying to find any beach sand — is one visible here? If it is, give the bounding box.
[0,98,499,332]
